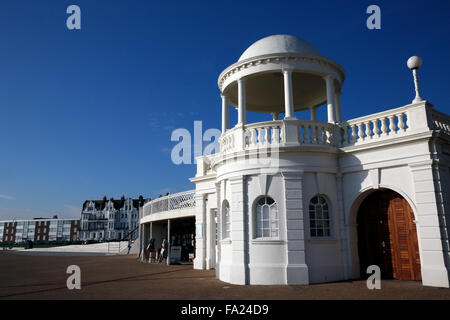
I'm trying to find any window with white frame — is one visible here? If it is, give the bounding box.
[255,197,278,238]
[222,200,231,239]
[309,195,331,237]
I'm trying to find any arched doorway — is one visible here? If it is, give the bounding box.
[357,189,421,280]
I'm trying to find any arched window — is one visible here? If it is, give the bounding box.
[255,197,278,238]
[309,195,331,237]
[222,200,231,239]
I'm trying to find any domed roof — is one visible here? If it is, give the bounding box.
[238,34,321,61]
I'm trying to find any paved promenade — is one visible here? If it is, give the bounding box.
[1,251,449,300]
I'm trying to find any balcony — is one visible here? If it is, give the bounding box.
[218,101,445,156]
[141,190,196,223]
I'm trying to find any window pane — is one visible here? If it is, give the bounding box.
[270,208,278,220]
[316,220,323,228]
[256,229,262,238]
[255,197,278,239]
[256,218,262,229]
[316,206,323,219]
[263,206,269,220]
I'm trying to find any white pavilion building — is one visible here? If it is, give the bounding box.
[140,35,450,288]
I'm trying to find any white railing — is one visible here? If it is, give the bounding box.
[218,102,442,153]
[339,106,410,146]
[432,109,450,136]
[297,121,336,145]
[143,190,195,217]
[245,121,283,149]
[220,119,338,153]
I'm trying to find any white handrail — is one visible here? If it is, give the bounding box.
[143,190,195,217]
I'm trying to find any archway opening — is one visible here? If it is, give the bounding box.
[357,189,421,280]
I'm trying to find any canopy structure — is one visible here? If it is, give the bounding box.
[217,35,346,131]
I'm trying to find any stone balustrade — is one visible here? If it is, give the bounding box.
[340,106,410,146]
[219,102,439,154]
[432,109,450,136]
[245,121,283,149]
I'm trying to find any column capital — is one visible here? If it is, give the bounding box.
[237,77,246,84]
[282,68,294,74]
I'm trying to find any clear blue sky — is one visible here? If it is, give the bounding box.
[0,0,449,219]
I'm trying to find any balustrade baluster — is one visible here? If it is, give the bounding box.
[388,115,396,134]
[380,117,387,136]
[343,125,349,145]
[251,128,257,146]
[320,126,326,144]
[398,113,405,132]
[325,126,332,145]
[373,120,380,137]
[351,124,357,143]
[357,123,364,141]
[304,125,310,144]
[273,126,280,144]
[365,121,372,139]
[311,125,317,144]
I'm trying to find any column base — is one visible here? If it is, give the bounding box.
[193,257,205,270]
[286,264,309,285]
[229,264,247,285]
[421,265,450,288]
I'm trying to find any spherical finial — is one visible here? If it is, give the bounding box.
[407,56,422,70]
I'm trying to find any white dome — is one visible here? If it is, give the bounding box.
[238,34,321,61]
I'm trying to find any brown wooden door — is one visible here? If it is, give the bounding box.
[357,190,421,280]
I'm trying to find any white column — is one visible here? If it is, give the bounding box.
[310,107,317,121]
[237,78,246,125]
[193,193,207,270]
[410,161,450,288]
[221,94,229,133]
[166,219,171,265]
[150,221,153,239]
[283,69,295,119]
[282,172,309,284]
[206,202,213,269]
[230,176,247,285]
[325,75,336,123]
[215,182,221,279]
[335,90,342,123]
